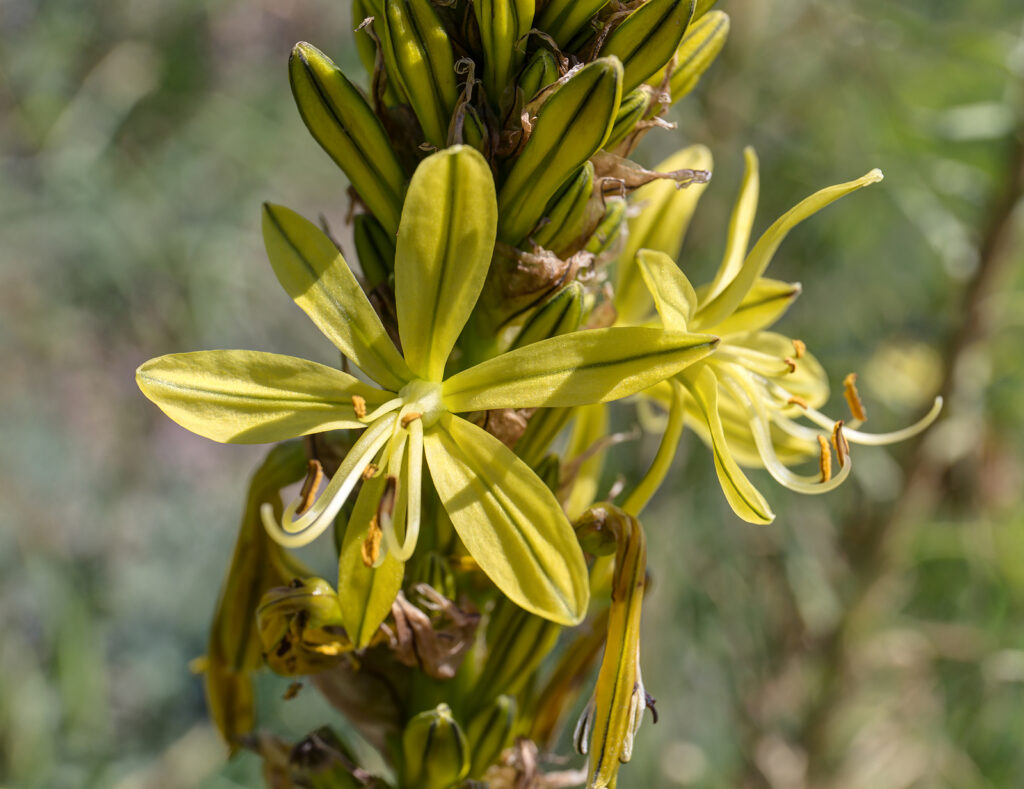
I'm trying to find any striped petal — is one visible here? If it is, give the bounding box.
[136,350,385,444]
[395,146,497,382]
[262,202,412,391]
[424,414,589,625]
[442,327,718,412]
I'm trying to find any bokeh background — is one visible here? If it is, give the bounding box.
[2,1,1022,787]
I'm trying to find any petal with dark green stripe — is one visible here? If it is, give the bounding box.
[424,414,589,625]
[442,327,718,412]
[136,350,385,444]
[337,474,405,648]
[395,147,497,382]
[262,203,412,391]
[679,365,774,524]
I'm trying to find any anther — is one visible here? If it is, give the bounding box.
[644,691,659,724]
[843,373,867,422]
[787,395,809,409]
[783,357,797,373]
[296,460,324,515]
[362,462,379,480]
[282,681,303,700]
[361,516,382,567]
[352,394,367,420]
[817,435,832,482]
[831,421,849,467]
[400,411,422,428]
[792,339,806,359]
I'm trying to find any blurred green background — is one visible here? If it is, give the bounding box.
[2,1,1022,787]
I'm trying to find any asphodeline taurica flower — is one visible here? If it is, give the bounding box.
[137,146,718,627]
[615,145,942,524]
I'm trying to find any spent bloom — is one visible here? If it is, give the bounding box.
[137,146,718,627]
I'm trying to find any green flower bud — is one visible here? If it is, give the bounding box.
[401,704,470,789]
[466,695,517,778]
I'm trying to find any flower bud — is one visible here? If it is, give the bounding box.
[401,704,470,789]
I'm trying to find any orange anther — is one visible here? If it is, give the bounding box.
[843,373,867,422]
[361,516,382,567]
[817,435,832,482]
[296,459,324,515]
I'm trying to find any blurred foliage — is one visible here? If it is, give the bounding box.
[1,1,1022,788]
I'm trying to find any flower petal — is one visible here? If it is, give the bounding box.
[680,365,775,524]
[694,167,884,330]
[337,474,405,648]
[615,144,712,324]
[564,404,610,521]
[424,414,589,625]
[710,277,801,336]
[635,249,698,330]
[703,146,760,304]
[262,202,412,391]
[395,146,498,382]
[136,350,384,444]
[442,327,718,412]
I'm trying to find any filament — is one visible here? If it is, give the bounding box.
[261,413,397,548]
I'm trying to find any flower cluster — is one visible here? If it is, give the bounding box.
[136,3,940,787]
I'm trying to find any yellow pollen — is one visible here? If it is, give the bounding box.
[352,395,367,419]
[787,395,809,408]
[362,462,379,480]
[282,682,303,700]
[843,373,867,422]
[817,435,832,482]
[783,357,797,374]
[401,411,422,428]
[296,459,324,515]
[792,339,806,359]
[831,421,849,467]
[361,516,382,567]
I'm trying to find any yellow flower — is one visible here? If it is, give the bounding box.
[138,146,718,628]
[616,145,942,523]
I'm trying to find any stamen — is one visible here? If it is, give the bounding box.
[831,421,849,467]
[381,420,423,562]
[843,372,867,422]
[817,435,832,482]
[377,476,398,522]
[361,515,382,567]
[352,394,367,420]
[645,692,659,725]
[798,396,943,446]
[400,411,422,428]
[716,346,796,378]
[787,395,809,409]
[573,698,595,756]
[719,365,853,494]
[784,356,797,373]
[261,413,398,548]
[792,339,806,359]
[362,462,379,480]
[361,396,404,423]
[296,459,324,515]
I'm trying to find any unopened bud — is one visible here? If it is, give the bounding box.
[401,704,470,789]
